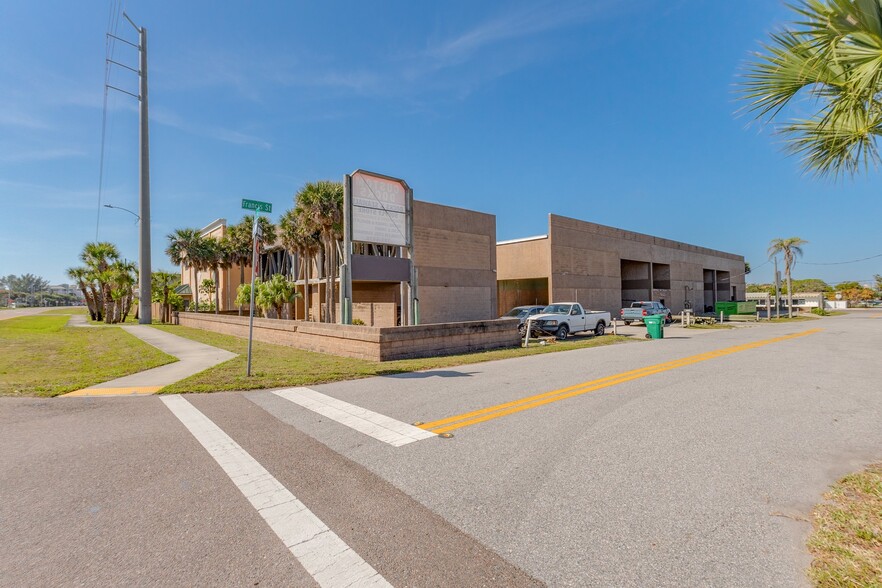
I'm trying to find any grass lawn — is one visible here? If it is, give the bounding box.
[808,463,882,587]
[0,315,176,397]
[41,307,88,315]
[769,315,821,323]
[154,324,635,393]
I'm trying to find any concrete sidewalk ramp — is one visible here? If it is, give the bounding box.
[63,325,237,397]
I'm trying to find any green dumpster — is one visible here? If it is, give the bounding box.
[714,301,739,316]
[644,314,664,339]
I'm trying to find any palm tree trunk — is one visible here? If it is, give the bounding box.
[329,235,337,323]
[304,255,310,322]
[191,266,199,311]
[214,268,220,314]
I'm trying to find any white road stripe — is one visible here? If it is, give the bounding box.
[160,395,391,588]
[273,387,437,447]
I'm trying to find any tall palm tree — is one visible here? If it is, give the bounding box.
[279,207,322,320]
[295,181,343,322]
[768,237,808,318]
[740,0,882,178]
[151,270,180,323]
[165,228,202,310]
[226,220,253,291]
[199,237,226,314]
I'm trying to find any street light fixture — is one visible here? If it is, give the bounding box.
[103,204,140,223]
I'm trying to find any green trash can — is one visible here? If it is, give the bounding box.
[644,314,665,339]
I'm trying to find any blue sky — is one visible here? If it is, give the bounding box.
[1,0,880,287]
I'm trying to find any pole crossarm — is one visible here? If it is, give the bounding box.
[123,12,141,33]
[107,58,140,75]
[106,84,140,100]
[107,33,139,49]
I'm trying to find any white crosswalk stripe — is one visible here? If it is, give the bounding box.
[273,387,437,447]
[161,395,392,588]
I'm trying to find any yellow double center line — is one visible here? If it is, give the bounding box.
[419,328,821,434]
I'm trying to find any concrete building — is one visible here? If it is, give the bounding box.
[497,214,745,316]
[178,200,497,325]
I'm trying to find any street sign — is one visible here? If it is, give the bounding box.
[242,198,272,213]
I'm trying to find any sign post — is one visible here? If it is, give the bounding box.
[242,199,272,376]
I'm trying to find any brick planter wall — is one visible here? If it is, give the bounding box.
[176,312,520,361]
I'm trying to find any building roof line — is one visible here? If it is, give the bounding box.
[497,235,548,246]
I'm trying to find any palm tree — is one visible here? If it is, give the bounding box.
[199,237,228,314]
[295,181,343,322]
[151,270,180,323]
[768,237,808,318]
[256,273,301,319]
[165,228,202,311]
[80,242,121,323]
[279,207,322,320]
[740,0,882,178]
[67,266,97,320]
[108,259,137,323]
[226,220,253,293]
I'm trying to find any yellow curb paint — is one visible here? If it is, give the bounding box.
[420,328,821,434]
[62,386,162,397]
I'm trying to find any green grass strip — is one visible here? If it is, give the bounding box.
[0,315,176,397]
[154,324,634,393]
[808,463,882,587]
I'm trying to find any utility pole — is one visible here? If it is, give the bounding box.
[131,15,152,324]
[109,14,152,324]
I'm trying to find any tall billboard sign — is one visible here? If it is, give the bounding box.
[342,170,416,325]
[350,172,408,246]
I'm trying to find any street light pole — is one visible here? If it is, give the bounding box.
[103,204,140,222]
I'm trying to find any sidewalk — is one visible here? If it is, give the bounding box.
[63,325,237,397]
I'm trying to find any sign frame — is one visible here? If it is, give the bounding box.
[341,170,417,326]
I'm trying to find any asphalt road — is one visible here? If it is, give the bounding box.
[2,312,881,586]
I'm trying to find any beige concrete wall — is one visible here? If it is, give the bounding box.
[496,214,746,317]
[497,236,550,280]
[547,215,745,314]
[412,200,497,323]
[177,312,519,361]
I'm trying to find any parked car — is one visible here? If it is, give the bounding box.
[620,301,672,325]
[529,302,611,340]
[501,305,547,335]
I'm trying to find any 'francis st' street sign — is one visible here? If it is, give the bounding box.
[241,198,272,213]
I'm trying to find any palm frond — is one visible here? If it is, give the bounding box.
[782,99,882,177]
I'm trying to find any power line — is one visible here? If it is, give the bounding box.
[96,0,126,240]
[718,258,770,282]
[800,252,882,265]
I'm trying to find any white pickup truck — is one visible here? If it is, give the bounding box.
[527,302,611,340]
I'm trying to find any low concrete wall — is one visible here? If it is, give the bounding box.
[176,312,520,361]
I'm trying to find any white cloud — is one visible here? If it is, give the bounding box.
[150,107,272,150]
[0,148,87,163]
[425,1,606,67]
